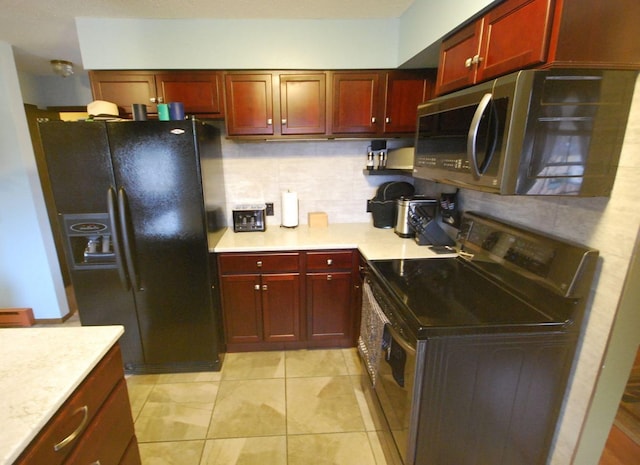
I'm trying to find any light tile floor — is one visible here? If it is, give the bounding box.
[126,349,390,465]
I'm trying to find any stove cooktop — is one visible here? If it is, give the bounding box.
[369,258,569,337]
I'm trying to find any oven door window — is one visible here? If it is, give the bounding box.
[376,324,417,464]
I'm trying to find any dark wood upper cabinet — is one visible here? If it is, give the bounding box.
[279,73,327,135]
[155,71,223,116]
[90,71,157,115]
[437,22,484,96]
[436,0,640,95]
[549,0,640,68]
[331,70,434,136]
[437,0,552,95]
[476,0,553,83]
[383,70,435,134]
[89,70,224,117]
[224,73,274,136]
[331,72,381,135]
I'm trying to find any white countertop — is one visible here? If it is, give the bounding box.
[211,223,457,260]
[1,326,124,465]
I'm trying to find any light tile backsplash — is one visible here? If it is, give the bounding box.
[206,73,640,464]
[215,129,414,227]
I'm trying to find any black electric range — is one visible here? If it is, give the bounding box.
[359,211,600,465]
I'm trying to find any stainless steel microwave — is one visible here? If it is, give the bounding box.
[413,69,637,196]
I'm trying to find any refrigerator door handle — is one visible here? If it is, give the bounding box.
[107,187,130,291]
[117,187,142,291]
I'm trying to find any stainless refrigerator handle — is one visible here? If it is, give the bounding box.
[107,187,130,291]
[467,92,493,180]
[117,187,142,291]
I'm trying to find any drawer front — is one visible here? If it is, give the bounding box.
[15,345,124,465]
[219,253,300,274]
[306,250,354,271]
[63,380,136,465]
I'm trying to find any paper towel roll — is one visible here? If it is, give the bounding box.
[281,191,299,228]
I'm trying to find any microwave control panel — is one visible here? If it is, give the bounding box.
[415,155,469,171]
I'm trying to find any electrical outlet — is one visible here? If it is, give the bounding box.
[265,202,274,216]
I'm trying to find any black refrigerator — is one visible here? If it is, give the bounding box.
[38,119,227,374]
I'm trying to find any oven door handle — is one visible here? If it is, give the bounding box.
[384,324,416,358]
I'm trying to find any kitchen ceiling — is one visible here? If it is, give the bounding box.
[1,0,414,75]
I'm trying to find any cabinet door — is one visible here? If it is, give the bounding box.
[476,0,552,83]
[155,71,224,116]
[383,71,433,134]
[280,73,327,135]
[306,272,353,343]
[89,71,157,115]
[225,73,274,136]
[220,274,263,344]
[261,273,301,342]
[331,72,381,134]
[436,22,483,95]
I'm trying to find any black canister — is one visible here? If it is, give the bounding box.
[132,103,147,121]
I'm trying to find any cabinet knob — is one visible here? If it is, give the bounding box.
[254,284,260,291]
[262,284,268,291]
[150,97,157,103]
[282,118,287,125]
[256,260,263,268]
[371,117,377,123]
[465,57,473,68]
[385,117,390,124]
[472,54,483,65]
[267,118,273,125]
[327,259,333,266]
[327,274,333,281]
[158,96,164,103]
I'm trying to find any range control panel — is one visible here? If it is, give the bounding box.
[457,211,598,298]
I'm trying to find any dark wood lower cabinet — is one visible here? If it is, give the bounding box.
[15,344,140,465]
[262,273,301,342]
[218,249,359,352]
[220,274,263,345]
[306,271,353,347]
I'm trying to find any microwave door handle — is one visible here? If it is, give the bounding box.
[467,93,493,180]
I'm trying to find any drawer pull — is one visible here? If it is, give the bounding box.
[53,405,89,452]
[327,274,332,281]
[256,260,263,268]
[327,259,333,266]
